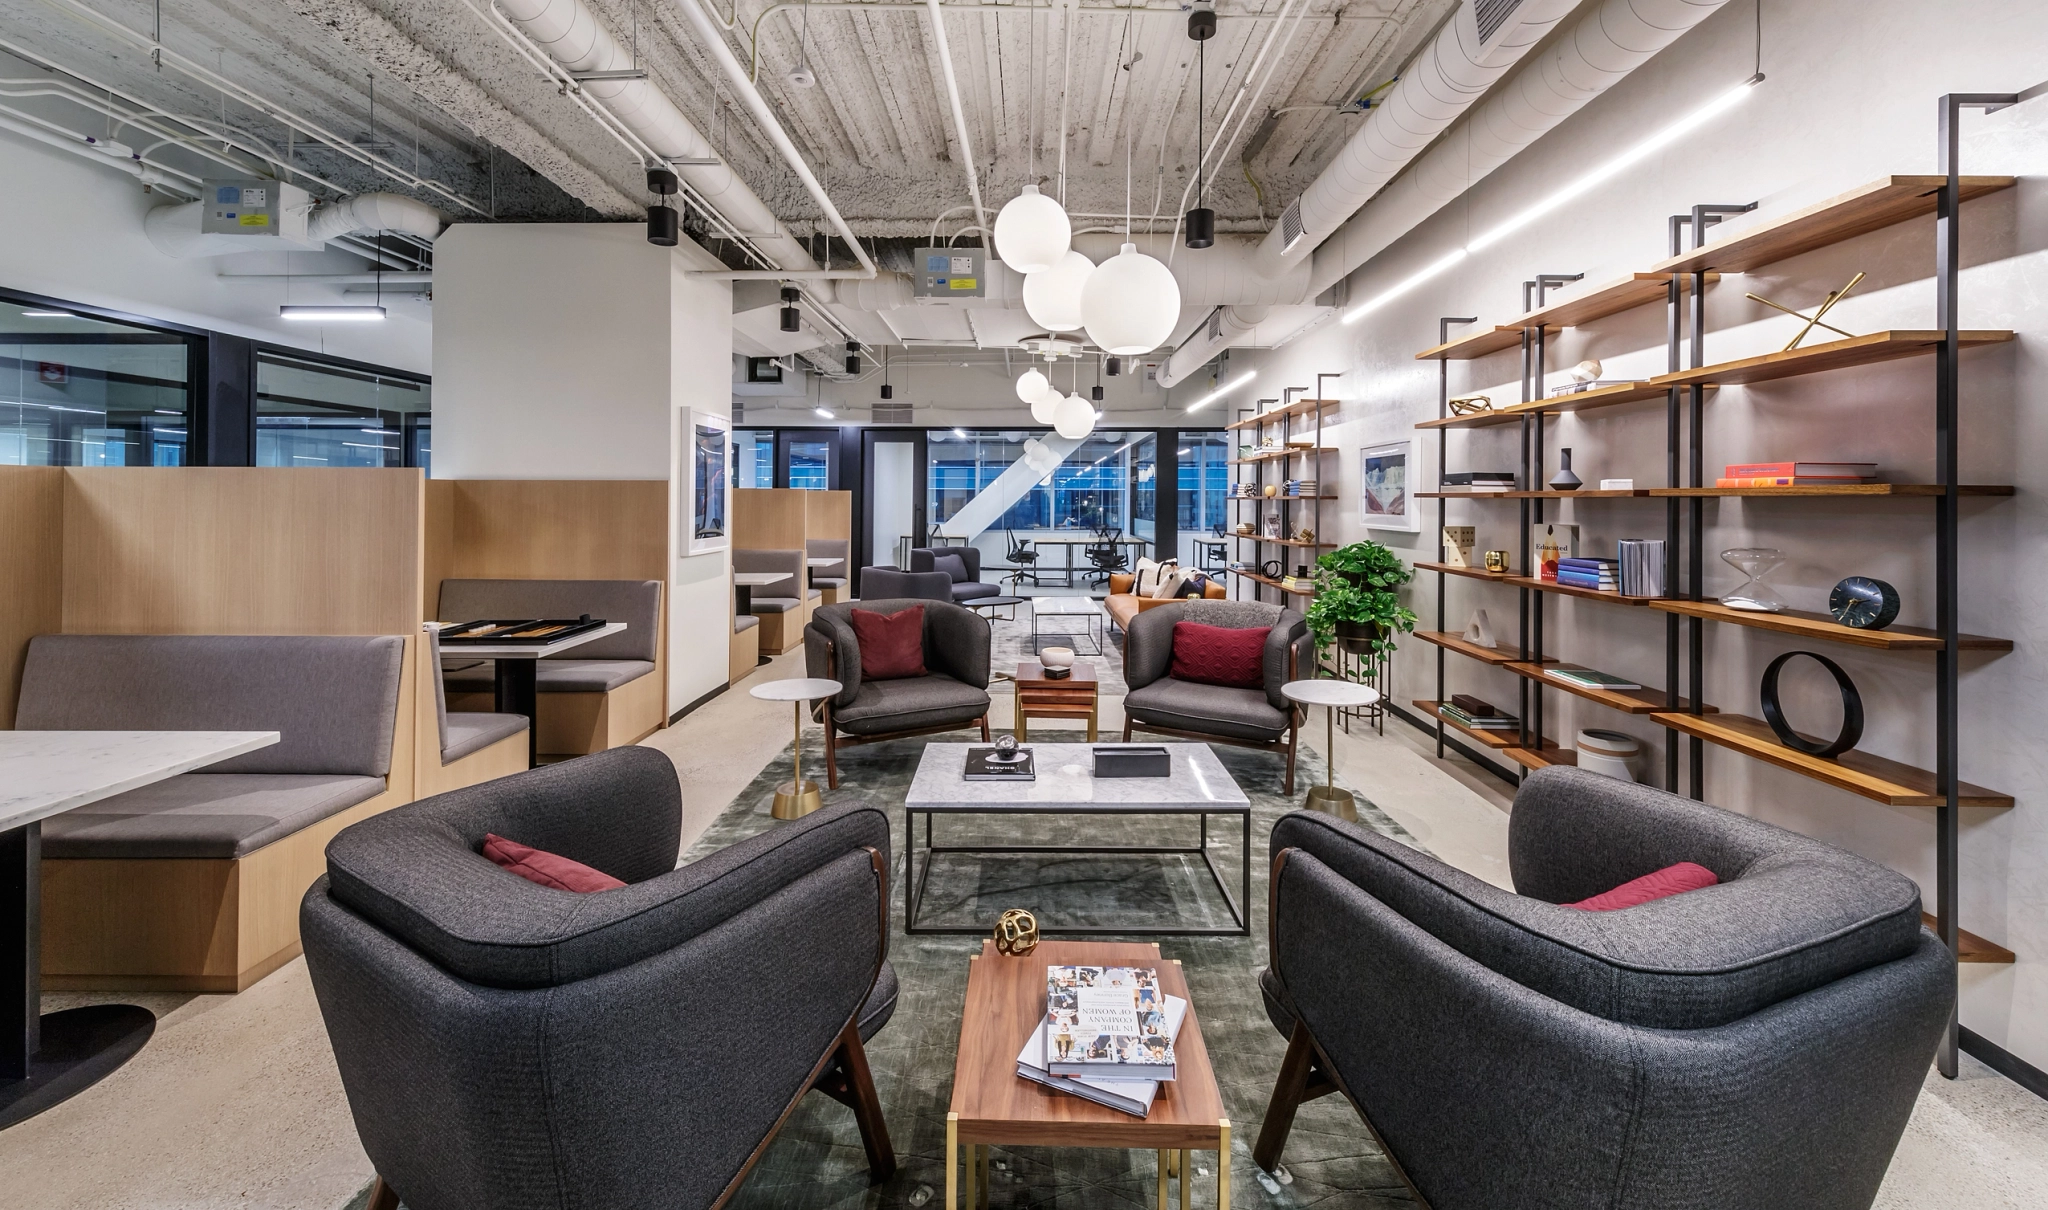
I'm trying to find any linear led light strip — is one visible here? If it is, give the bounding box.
[280,305,387,322]
[1342,74,1765,326]
[1184,368,1258,412]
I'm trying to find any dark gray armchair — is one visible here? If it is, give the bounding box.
[806,598,992,787]
[909,546,1001,602]
[858,565,954,603]
[1255,766,1951,1210]
[301,747,897,1210]
[1120,600,1312,792]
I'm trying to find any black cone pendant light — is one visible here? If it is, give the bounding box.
[1184,2,1215,250]
[646,166,680,247]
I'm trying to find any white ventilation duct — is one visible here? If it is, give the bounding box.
[307,193,445,244]
[1253,0,1581,281]
[1306,0,1732,299]
[496,0,815,272]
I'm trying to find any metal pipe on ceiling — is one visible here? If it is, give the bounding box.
[922,0,990,238]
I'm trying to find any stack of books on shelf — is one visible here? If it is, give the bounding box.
[1616,538,1667,597]
[1556,557,1619,591]
[1546,667,1644,692]
[1716,461,1877,487]
[1017,965,1183,1117]
[1439,471,1518,491]
[1283,479,1319,497]
[1441,695,1518,731]
[1231,483,1260,498]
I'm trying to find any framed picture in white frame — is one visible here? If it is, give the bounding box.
[1360,439,1417,531]
[680,408,730,556]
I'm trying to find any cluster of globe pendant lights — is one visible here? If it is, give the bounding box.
[996,184,1182,440]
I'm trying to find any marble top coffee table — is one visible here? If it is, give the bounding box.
[902,742,1251,937]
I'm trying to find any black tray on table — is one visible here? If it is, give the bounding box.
[439,616,607,645]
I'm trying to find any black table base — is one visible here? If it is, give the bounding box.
[493,658,540,768]
[903,806,1252,936]
[2,821,157,1129]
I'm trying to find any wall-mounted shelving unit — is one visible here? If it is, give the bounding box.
[1227,392,1338,603]
[1416,148,2022,1079]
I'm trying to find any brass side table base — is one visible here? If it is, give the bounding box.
[771,780,824,819]
[1303,784,1357,821]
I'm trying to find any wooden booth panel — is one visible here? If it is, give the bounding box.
[734,488,807,549]
[0,466,64,729]
[439,479,669,581]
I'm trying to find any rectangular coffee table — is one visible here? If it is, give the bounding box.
[1031,596,1105,656]
[903,743,1251,936]
[947,939,1228,1210]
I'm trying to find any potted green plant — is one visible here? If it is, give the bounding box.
[1305,540,1418,656]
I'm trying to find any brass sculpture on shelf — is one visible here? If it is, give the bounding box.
[1747,271,1864,351]
[993,908,1040,956]
[1447,393,1495,415]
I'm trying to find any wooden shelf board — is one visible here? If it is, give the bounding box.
[1228,535,1335,548]
[1422,488,1653,499]
[1415,273,1714,362]
[1500,575,1654,606]
[1414,629,1529,667]
[1229,446,1338,465]
[1647,597,2012,652]
[1414,700,1542,751]
[1505,745,1577,771]
[1651,176,2016,276]
[1506,661,1712,715]
[1654,329,2013,391]
[1224,398,1339,430]
[1415,561,1515,581]
[1921,913,2015,964]
[1417,490,1516,498]
[1649,711,2012,808]
[1231,569,1315,595]
[1651,483,2015,498]
[1417,380,1672,429]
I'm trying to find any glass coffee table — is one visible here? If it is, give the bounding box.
[902,742,1251,936]
[1030,596,1105,656]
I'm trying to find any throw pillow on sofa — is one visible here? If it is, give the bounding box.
[1566,861,1719,910]
[852,605,928,679]
[1131,557,1162,595]
[932,553,970,583]
[483,834,627,892]
[1170,620,1269,688]
[1150,566,1189,599]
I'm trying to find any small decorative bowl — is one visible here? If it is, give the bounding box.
[1039,647,1075,677]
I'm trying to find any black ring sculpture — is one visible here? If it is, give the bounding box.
[1760,650,1864,757]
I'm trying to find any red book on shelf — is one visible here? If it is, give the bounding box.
[1715,476,1876,487]
[1723,461,1878,478]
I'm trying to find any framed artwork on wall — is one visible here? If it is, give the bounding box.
[681,408,730,556]
[1360,439,1417,531]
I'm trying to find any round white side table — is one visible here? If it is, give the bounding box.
[749,677,842,819]
[1281,678,1383,820]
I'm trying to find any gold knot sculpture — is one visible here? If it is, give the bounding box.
[993,908,1040,956]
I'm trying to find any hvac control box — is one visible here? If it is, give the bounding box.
[912,246,985,298]
[201,179,281,236]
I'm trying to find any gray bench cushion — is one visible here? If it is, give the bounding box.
[734,615,760,634]
[749,597,802,614]
[1124,677,1290,741]
[43,773,386,859]
[445,714,528,763]
[833,674,990,736]
[438,579,659,663]
[444,659,656,695]
[16,634,403,776]
[812,577,848,590]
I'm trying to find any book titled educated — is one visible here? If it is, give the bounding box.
[1045,966,1176,1081]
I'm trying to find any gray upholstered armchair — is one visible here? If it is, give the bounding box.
[806,598,992,787]
[1120,599,1313,792]
[1255,766,1951,1210]
[858,565,954,603]
[909,546,1001,602]
[301,748,898,1210]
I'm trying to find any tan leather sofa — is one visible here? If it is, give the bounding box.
[1103,571,1228,631]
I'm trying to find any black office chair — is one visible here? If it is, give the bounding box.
[1003,528,1041,589]
[1083,526,1130,588]
[1199,523,1230,574]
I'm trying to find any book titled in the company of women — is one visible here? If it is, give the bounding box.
[1041,965,1177,1081]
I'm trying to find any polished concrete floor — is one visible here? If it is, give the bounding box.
[5,636,2044,1208]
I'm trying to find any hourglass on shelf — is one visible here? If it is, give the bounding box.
[1719,548,1788,612]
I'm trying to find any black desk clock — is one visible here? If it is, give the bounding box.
[1829,576,1900,630]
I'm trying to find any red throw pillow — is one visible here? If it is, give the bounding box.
[1170,621,1269,689]
[1565,861,1718,911]
[852,605,927,680]
[483,833,627,892]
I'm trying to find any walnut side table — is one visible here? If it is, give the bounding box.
[1014,660,1099,742]
[946,939,1228,1210]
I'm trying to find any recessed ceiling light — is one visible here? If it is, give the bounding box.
[815,407,835,419]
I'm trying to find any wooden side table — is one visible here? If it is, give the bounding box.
[946,940,1228,1210]
[1015,660,1099,742]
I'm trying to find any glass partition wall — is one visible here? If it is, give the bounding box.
[1177,431,1231,571]
[254,352,431,471]
[926,429,1161,591]
[0,301,196,466]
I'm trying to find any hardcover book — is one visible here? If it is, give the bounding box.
[1045,966,1176,1081]
[1724,461,1877,479]
[1547,668,1644,691]
[1016,994,1189,1117]
[964,747,1035,781]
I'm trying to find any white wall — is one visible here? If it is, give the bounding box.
[0,129,430,371]
[432,222,735,710]
[1171,0,2048,1070]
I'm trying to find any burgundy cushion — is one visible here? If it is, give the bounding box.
[852,605,927,680]
[483,833,627,892]
[1566,861,1719,911]
[1170,621,1269,689]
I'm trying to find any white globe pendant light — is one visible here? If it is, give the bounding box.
[1030,390,1059,425]
[1053,391,1096,440]
[1016,367,1050,404]
[1022,250,1094,332]
[1081,242,1182,355]
[993,184,1071,274]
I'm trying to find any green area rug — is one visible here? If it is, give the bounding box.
[710,732,1420,1210]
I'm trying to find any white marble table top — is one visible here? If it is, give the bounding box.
[749,677,842,703]
[1031,595,1105,616]
[734,571,793,586]
[0,730,280,833]
[1282,678,1383,708]
[906,743,1249,812]
[438,622,626,659]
